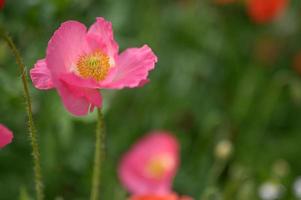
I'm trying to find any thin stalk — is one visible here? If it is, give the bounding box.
[0,28,44,200]
[90,108,105,200]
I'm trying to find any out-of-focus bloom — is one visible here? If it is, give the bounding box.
[0,124,13,148]
[0,0,4,10]
[254,37,280,66]
[214,139,232,160]
[258,181,284,200]
[293,51,301,75]
[119,132,179,195]
[272,159,289,178]
[129,193,193,200]
[214,0,236,5]
[293,177,301,198]
[30,17,157,116]
[247,0,288,24]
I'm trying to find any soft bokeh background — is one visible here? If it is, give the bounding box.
[1,0,301,199]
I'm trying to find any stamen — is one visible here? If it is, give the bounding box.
[146,155,174,179]
[76,51,110,81]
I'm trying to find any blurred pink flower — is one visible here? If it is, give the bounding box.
[0,124,13,148]
[30,17,157,116]
[129,193,193,200]
[119,131,179,195]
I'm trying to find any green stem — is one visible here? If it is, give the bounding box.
[0,28,44,200]
[90,108,105,200]
[200,159,226,200]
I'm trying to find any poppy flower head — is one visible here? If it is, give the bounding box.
[0,124,13,148]
[76,50,111,81]
[247,0,288,24]
[30,17,157,116]
[119,131,179,195]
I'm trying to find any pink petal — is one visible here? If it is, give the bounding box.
[30,59,54,90]
[60,73,101,89]
[0,124,13,148]
[118,131,179,195]
[87,17,119,65]
[56,80,102,116]
[103,45,157,89]
[137,79,150,87]
[46,21,90,82]
[130,193,179,200]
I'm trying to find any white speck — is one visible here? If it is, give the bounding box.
[258,181,283,200]
[293,177,301,198]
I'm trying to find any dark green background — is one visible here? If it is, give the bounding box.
[1,0,301,199]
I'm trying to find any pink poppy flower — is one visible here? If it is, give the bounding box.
[0,124,13,148]
[119,131,179,195]
[30,17,157,116]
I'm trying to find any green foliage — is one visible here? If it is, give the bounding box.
[1,0,301,199]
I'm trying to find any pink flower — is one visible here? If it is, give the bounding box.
[0,124,13,148]
[30,17,157,116]
[119,131,179,195]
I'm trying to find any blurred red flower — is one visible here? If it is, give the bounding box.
[0,0,5,9]
[247,0,288,23]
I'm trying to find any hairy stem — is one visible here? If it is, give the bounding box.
[90,108,105,200]
[0,28,44,200]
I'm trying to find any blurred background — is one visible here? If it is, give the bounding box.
[1,0,301,199]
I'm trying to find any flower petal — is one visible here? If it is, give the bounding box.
[0,124,13,148]
[87,17,119,66]
[46,21,90,81]
[103,45,157,89]
[130,193,179,200]
[60,73,101,89]
[56,80,102,116]
[118,132,179,195]
[30,59,54,90]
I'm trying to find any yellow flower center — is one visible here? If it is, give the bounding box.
[76,51,110,81]
[146,155,174,179]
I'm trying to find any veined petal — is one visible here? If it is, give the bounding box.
[46,21,90,81]
[56,80,102,116]
[87,17,119,66]
[102,45,157,89]
[30,59,54,90]
[60,73,101,89]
